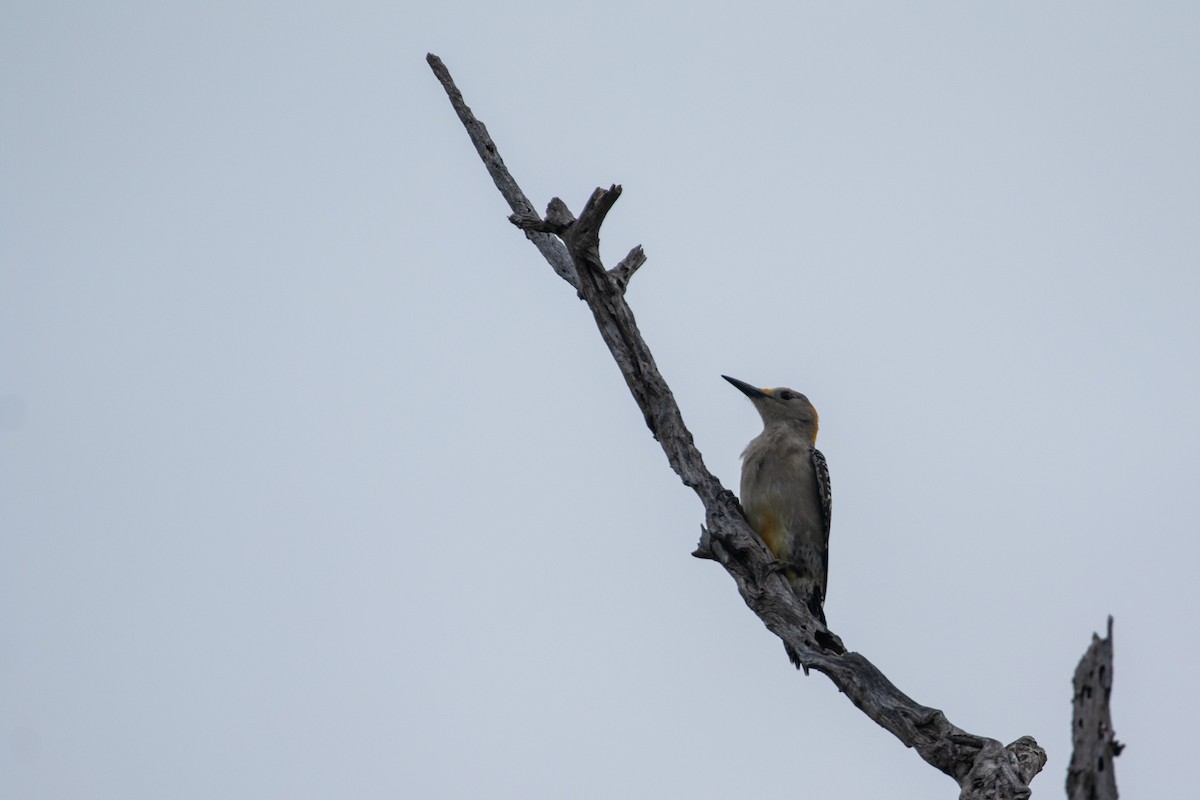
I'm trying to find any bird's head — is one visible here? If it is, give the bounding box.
[723,375,819,441]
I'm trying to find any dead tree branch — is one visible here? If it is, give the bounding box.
[425,53,577,287]
[1067,617,1121,800]
[427,52,1046,800]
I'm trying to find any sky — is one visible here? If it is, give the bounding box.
[2,2,1198,798]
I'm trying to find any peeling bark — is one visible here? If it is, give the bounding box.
[427,52,1047,799]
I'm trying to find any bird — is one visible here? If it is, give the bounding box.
[723,375,831,626]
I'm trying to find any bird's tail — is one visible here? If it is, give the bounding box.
[807,588,826,625]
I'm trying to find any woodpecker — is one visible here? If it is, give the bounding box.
[723,375,831,625]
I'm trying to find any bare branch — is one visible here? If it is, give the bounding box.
[610,245,646,293]
[426,53,577,287]
[1067,617,1121,800]
[545,198,577,229]
[957,738,1048,800]
[1010,736,1050,787]
[427,53,1046,799]
[509,214,564,235]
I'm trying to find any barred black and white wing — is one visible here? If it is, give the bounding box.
[810,447,832,600]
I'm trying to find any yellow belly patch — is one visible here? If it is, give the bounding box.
[749,509,790,561]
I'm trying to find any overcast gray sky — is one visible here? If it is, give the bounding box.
[3,2,1198,798]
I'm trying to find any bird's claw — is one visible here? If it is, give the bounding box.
[760,558,794,583]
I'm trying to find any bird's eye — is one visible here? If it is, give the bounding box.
[779,391,794,400]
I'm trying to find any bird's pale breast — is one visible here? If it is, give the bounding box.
[740,430,825,577]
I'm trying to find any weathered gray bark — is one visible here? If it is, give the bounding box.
[427,53,1047,800]
[1067,617,1121,800]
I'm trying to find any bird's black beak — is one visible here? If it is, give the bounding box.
[722,375,769,400]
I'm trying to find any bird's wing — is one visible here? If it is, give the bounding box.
[811,447,831,589]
